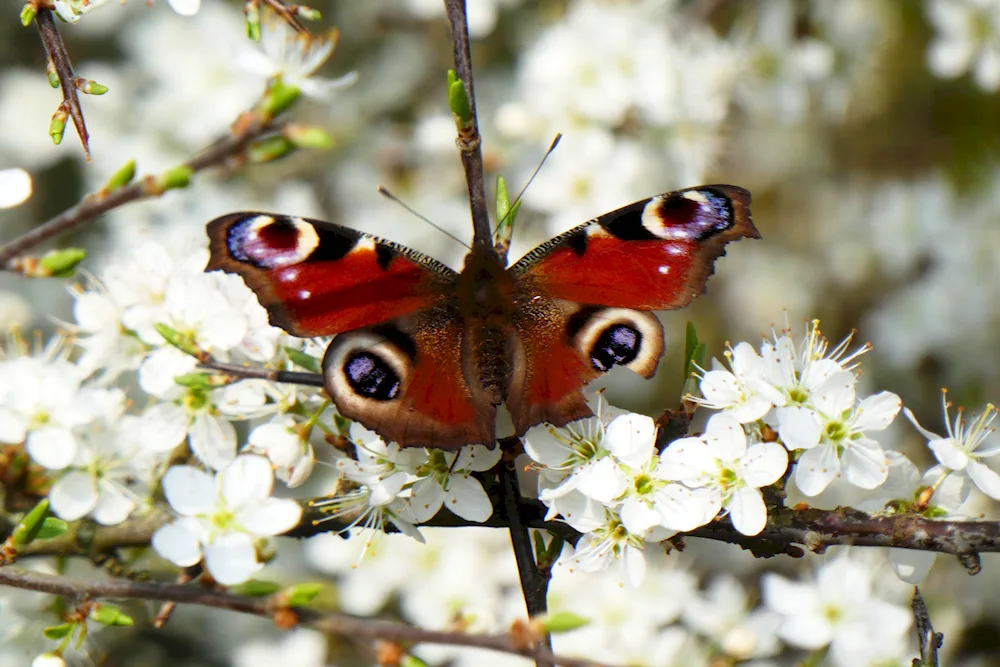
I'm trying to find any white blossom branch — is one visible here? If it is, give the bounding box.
[0,566,607,667]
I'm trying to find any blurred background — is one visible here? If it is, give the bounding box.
[2,0,1000,665]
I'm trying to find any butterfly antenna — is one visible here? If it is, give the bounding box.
[494,133,563,237]
[377,185,471,250]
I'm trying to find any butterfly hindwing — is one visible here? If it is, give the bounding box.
[206,212,457,337]
[510,185,757,311]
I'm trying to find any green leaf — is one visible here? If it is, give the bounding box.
[244,1,261,40]
[532,530,547,564]
[248,136,295,164]
[537,611,590,633]
[43,623,74,640]
[79,80,108,96]
[34,517,68,541]
[285,124,334,150]
[446,70,472,125]
[283,582,324,607]
[40,248,86,278]
[230,579,282,597]
[262,80,302,117]
[153,323,201,357]
[90,604,134,626]
[20,3,37,26]
[401,655,431,667]
[173,372,216,389]
[104,160,136,193]
[155,165,194,192]
[12,499,50,546]
[285,347,321,373]
[683,321,699,381]
[49,112,67,146]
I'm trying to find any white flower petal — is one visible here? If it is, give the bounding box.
[453,444,502,472]
[727,487,767,536]
[443,475,494,522]
[0,406,28,444]
[903,407,942,442]
[0,168,32,208]
[928,437,970,470]
[92,483,137,525]
[842,439,889,489]
[604,413,656,467]
[139,403,189,454]
[523,426,573,468]
[704,413,747,461]
[794,444,841,496]
[406,478,445,523]
[49,471,99,521]
[152,521,203,567]
[26,427,77,470]
[660,437,715,485]
[574,456,627,502]
[622,544,646,587]
[190,413,238,470]
[205,533,261,585]
[740,442,788,487]
[222,454,274,508]
[162,465,217,516]
[620,498,661,534]
[166,0,201,16]
[967,459,1000,499]
[852,392,901,432]
[889,548,936,584]
[238,498,302,536]
[776,406,822,450]
[812,370,856,416]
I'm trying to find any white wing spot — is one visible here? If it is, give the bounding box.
[299,289,312,300]
[657,265,670,275]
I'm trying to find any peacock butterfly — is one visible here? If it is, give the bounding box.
[205,185,758,449]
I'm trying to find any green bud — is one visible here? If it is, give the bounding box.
[532,530,547,564]
[155,165,194,192]
[447,71,472,126]
[537,611,590,634]
[284,124,334,150]
[80,80,108,96]
[173,372,217,389]
[40,248,86,278]
[283,582,324,608]
[49,111,67,146]
[261,80,301,117]
[47,64,59,89]
[90,604,134,627]
[244,2,261,41]
[285,347,321,373]
[43,623,75,640]
[12,499,50,546]
[104,160,136,193]
[20,3,37,26]
[248,136,295,164]
[401,656,431,667]
[296,5,321,21]
[153,323,202,358]
[34,517,68,541]
[230,579,282,597]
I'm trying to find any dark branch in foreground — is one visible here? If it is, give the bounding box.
[0,110,282,270]
[34,7,90,159]
[0,567,605,667]
[442,0,492,250]
[199,357,325,388]
[912,587,944,666]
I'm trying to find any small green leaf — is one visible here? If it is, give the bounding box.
[230,579,282,597]
[155,165,194,192]
[20,3,37,26]
[90,604,134,626]
[12,499,50,546]
[401,655,431,667]
[79,80,108,96]
[542,534,564,565]
[153,323,202,357]
[43,623,75,640]
[40,248,86,278]
[283,582,324,607]
[104,160,136,193]
[447,70,472,125]
[285,124,334,150]
[173,372,216,389]
[683,322,699,380]
[537,611,590,633]
[532,530,546,564]
[248,136,296,164]
[296,5,321,21]
[286,347,321,373]
[47,67,59,89]
[496,176,512,223]
[244,2,261,40]
[34,517,68,541]
[262,80,301,117]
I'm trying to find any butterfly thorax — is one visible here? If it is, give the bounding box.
[456,247,516,406]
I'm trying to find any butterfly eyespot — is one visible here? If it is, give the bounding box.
[590,324,641,372]
[343,351,402,401]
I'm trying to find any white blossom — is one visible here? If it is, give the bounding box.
[0,167,31,208]
[246,415,316,488]
[661,413,788,536]
[400,445,501,523]
[152,455,302,585]
[558,507,670,587]
[905,392,1000,500]
[926,0,1000,91]
[693,342,784,423]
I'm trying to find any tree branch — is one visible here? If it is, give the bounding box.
[442,0,493,250]
[0,566,605,667]
[0,109,282,270]
[34,7,90,160]
[198,357,325,388]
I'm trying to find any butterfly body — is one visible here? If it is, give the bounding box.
[206,185,759,449]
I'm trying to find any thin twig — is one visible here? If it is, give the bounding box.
[35,7,90,159]
[0,567,606,667]
[199,357,325,387]
[442,0,493,251]
[0,115,280,269]
[912,587,944,667]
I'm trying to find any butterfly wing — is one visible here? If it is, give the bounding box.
[206,212,458,336]
[505,185,757,433]
[207,213,495,448]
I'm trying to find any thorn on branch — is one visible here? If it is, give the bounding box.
[912,587,944,667]
[34,8,92,160]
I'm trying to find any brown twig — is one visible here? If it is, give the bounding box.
[198,357,325,388]
[0,566,606,667]
[34,7,90,160]
[912,587,944,666]
[442,0,493,251]
[0,113,281,270]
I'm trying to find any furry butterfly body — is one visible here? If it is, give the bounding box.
[206,184,758,449]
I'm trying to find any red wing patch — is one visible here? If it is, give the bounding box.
[511,185,758,311]
[206,213,457,337]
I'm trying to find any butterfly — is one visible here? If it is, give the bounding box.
[205,185,758,449]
